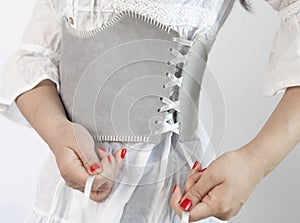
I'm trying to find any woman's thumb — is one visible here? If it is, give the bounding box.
[72,123,102,175]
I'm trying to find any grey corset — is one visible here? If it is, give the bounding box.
[59,10,207,145]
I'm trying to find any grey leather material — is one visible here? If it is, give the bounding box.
[60,11,180,144]
[178,36,207,142]
[59,10,208,144]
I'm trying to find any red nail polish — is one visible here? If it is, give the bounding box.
[90,163,100,173]
[180,198,193,211]
[192,161,199,170]
[121,148,127,159]
[107,155,112,164]
[198,168,207,173]
[98,146,106,152]
[172,184,177,193]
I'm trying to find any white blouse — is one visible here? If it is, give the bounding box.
[0,0,230,127]
[264,0,300,96]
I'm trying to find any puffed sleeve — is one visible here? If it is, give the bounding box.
[263,0,300,96]
[0,0,61,127]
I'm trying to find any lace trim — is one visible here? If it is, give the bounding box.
[279,0,300,21]
[96,0,218,28]
[94,0,219,49]
[74,0,219,49]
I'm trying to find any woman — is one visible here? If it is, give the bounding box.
[0,0,297,222]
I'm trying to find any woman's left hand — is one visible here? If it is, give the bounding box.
[170,147,266,221]
[170,86,300,221]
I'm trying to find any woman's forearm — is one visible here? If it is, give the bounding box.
[15,79,70,146]
[244,86,300,176]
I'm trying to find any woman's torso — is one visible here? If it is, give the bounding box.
[27,1,235,223]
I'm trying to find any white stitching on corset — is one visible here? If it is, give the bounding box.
[63,10,173,39]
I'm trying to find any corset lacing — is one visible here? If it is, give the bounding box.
[153,37,193,136]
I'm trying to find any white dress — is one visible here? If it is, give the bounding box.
[0,0,298,222]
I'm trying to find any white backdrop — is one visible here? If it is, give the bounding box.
[0,0,299,222]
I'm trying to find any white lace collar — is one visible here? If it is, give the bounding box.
[72,0,219,30]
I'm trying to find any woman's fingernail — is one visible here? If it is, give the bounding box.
[107,155,112,164]
[198,168,207,173]
[98,146,106,152]
[90,163,100,173]
[121,148,127,159]
[180,198,193,211]
[192,161,199,170]
[172,184,177,193]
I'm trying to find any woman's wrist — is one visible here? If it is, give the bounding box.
[45,118,73,151]
[238,87,300,179]
[238,144,267,182]
[15,79,72,149]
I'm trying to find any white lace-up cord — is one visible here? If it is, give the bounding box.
[46,175,95,223]
[154,37,193,136]
[182,211,190,223]
[90,0,96,28]
[81,175,96,223]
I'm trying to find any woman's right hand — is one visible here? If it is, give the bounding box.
[14,79,126,202]
[48,120,126,202]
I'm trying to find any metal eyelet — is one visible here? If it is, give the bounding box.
[68,16,74,25]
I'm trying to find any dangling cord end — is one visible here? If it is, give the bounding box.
[182,211,190,223]
[73,0,82,29]
[179,143,195,169]
[81,175,96,223]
